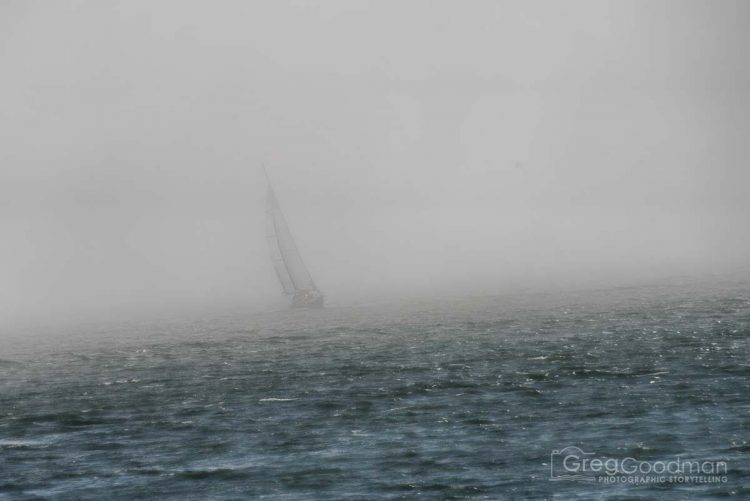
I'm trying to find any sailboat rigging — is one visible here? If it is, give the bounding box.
[265,170,324,308]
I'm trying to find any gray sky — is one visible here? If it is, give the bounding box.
[1,0,749,326]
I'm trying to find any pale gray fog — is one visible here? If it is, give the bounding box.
[3,3,750,500]
[1,0,749,327]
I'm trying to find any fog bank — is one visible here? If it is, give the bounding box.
[1,0,749,327]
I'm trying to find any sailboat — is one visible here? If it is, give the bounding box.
[265,171,325,308]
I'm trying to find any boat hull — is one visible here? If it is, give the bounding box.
[291,290,325,308]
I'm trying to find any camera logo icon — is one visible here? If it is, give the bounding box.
[550,446,596,481]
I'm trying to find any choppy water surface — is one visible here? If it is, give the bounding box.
[1,284,749,499]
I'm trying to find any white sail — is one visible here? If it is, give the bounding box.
[265,185,318,294]
[265,188,295,295]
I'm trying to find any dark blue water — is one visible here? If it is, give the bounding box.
[2,284,749,499]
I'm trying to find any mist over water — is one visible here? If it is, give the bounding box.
[1,0,749,327]
[1,1,750,499]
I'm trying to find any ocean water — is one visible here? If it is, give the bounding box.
[1,283,749,500]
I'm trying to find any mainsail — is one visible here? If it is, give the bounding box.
[265,176,324,307]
